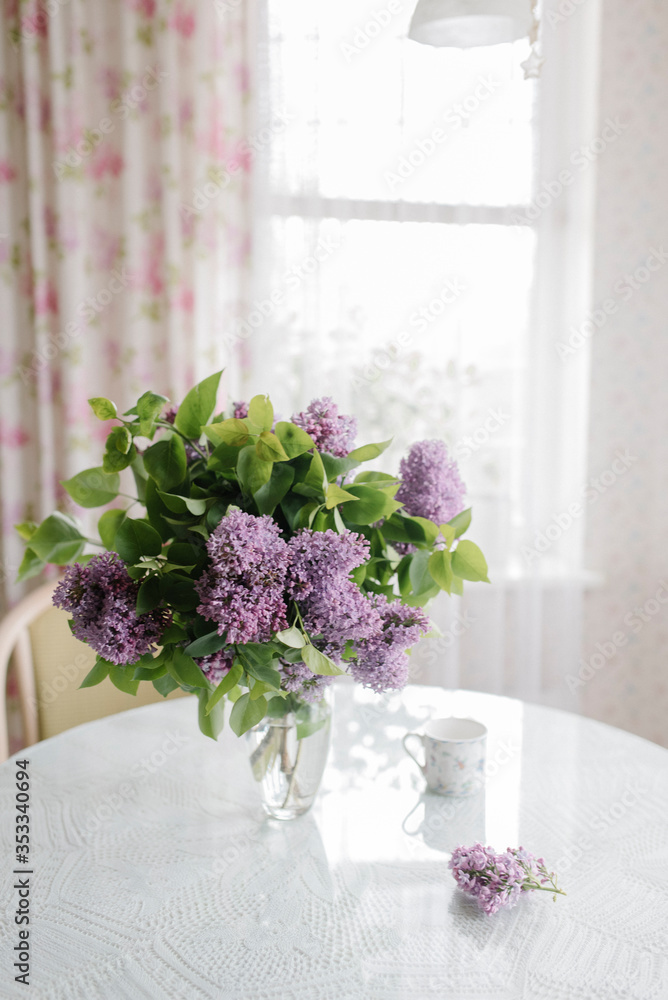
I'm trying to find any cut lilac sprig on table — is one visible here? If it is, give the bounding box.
[449,843,566,915]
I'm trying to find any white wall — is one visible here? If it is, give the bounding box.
[582,0,668,745]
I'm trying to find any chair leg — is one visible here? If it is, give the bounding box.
[14,630,39,750]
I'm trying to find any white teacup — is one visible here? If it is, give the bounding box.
[402,717,487,797]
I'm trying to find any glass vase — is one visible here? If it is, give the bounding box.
[246,696,332,820]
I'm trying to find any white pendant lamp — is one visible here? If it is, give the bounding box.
[408,0,533,48]
[407,0,542,76]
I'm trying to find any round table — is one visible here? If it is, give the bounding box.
[1,684,667,999]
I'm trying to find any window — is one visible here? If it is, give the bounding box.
[247,0,601,702]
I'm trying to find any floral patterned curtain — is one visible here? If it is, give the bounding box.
[0,0,253,744]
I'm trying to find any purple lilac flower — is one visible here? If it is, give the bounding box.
[349,595,430,693]
[286,529,381,643]
[277,658,333,704]
[195,510,290,644]
[195,648,235,685]
[396,439,466,526]
[291,397,357,457]
[53,552,170,665]
[231,401,249,420]
[449,843,564,915]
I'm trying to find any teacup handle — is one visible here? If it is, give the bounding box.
[401,799,424,836]
[402,732,426,775]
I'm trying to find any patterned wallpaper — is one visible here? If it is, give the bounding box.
[583,0,668,745]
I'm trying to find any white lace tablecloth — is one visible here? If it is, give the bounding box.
[1,684,668,1000]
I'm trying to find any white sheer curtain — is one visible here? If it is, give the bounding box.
[244,0,602,709]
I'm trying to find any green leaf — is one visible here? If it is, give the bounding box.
[174,370,222,439]
[236,641,277,667]
[62,467,120,508]
[254,463,295,516]
[237,445,272,494]
[240,654,281,690]
[143,436,187,491]
[79,658,111,689]
[136,575,161,614]
[324,509,341,537]
[450,575,464,596]
[114,518,163,562]
[88,397,117,421]
[198,688,226,739]
[274,421,316,458]
[451,539,490,583]
[403,584,440,606]
[203,418,250,447]
[184,631,228,658]
[255,431,289,463]
[161,622,188,643]
[133,663,167,681]
[102,430,137,473]
[305,451,327,493]
[448,507,472,539]
[347,438,393,462]
[15,521,38,542]
[165,543,205,567]
[167,648,207,688]
[248,394,274,431]
[136,391,169,437]
[325,483,358,509]
[302,644,345,676]
[205,661,243,715]
[409,548,433,595]
[439,522,456,548]
[113,425,132,454]
[207,441,243,472]
[229,692,268,736]
[341,485,401,525]
[160,577,198,611]
[297,716,328,740]
[353,471,398,485]
[381,514,431,545]
[156,491,208,515]
[109,665,140,696]
[321,453,360,480]
[429,549,454,593]
[16,548,45,583]
[275,625,306,648]
[98,509,126,551]
[154,674,180,697]
[30,512,86,564]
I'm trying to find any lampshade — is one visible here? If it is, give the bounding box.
[407,0,533,48]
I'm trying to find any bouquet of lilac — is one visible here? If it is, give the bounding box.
[449,843,566,915]
[16,371,488,740]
